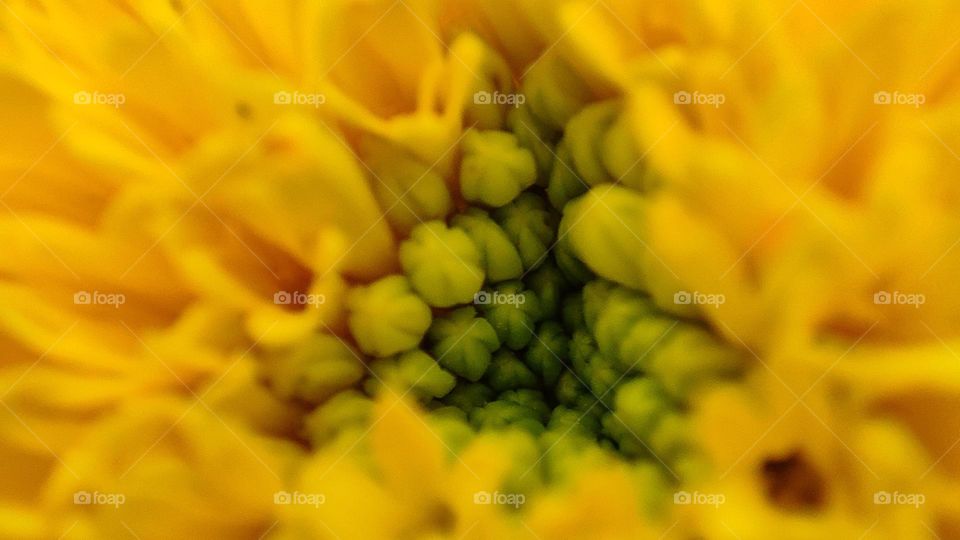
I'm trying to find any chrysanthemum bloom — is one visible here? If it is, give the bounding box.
[1,0,958,539]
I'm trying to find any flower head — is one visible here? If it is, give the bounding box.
[2,0,960,538]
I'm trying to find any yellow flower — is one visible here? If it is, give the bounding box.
[523,464,658,539]
[285,390,666,540]
[280,390,533,539]
[37,398,302,539]
[0,0,404,533]
[2,0,960,539]
[554,3,960,534]
[553,0,960,345]
[691,366,960,539]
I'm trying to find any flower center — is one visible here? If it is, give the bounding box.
[332,89,748,484]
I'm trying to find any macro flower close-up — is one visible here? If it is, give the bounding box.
[2,0,960,538]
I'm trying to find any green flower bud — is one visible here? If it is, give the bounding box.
[429,405,469,422]
[262,334,364,404]
[581,280,619,333]
[451,208,523,282]
[485,350,539,392]
[648,412,694,463]
[595,290,656,343]
[460,129,537,207]
[494,192,557,271]
[592,286,662,367]
[645,325,744,399]
[601,112,656,191]
[499,389,551,421]
[561,292,586,331]
[429,307,500,381]
[506,105,557,180]
[366,350,456,399]
[547,405,600,437]
[610,378,672,437]
[525,261,568,318]
[617,317,678,372]
[426,407,476,455]
[525,321,568,387]
[583,352,620,403]
[400,220,485,307]
[523,56,591,131]
[347,275,432,357]
[442,382,495,412]
[541,403,609,481]
[470,399,545,434]
[554,370,588,406]
[568,329,596,377]
[560,186,650,290]
[601,411,644,458]
[570,391,609,434]
[571,394,606,426]
[564,101,619,186]
[477,281,543,350]
[303,390,373,446]
[554,234,594,285]
[547,139,588,211]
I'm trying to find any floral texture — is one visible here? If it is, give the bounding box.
[1,0,959,539]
